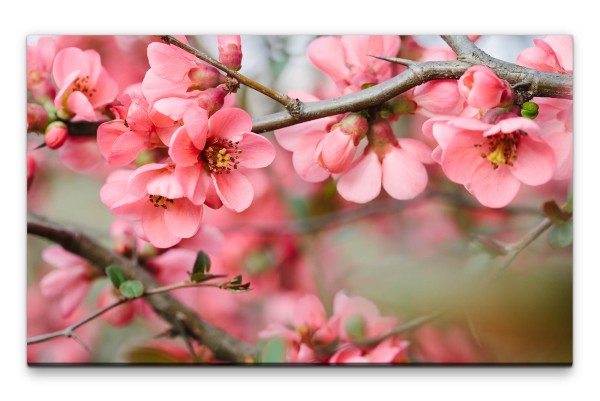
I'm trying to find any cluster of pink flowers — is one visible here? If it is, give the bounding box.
[259,291,409,363]
[275,35,572,208]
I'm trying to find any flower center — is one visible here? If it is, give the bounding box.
[72,75,96,98]
[201,138,242,174]
[474,131,526,169]
[148,195,174,209]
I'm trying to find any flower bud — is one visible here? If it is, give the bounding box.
[367,118,396,153]
[520,101,539,119]
[389,96,417,115]
[44,121,68,149]
[340,113,369,139]
[188,64,222,91]
[217,35,242,71]
[197,86,227,115]
[458,65,515,110]
[27,103,49,132]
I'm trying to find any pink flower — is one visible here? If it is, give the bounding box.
[44,121,68,149]
[274,91,339,183]
[516,35,572,74]
[316,113,368,173]
[39,245,97,317]
[100,165,204,248]
[307,35,401,93]
[143,40,225,105]
[423,116,556,208]
[52,47,118,121]
[458,65,514,110]
[337,118,433,203]
[329,337,409,364]
[217,35,242,71]
[169,107,275,212]
[535,97,573,181]
[97,94,164,166]
[27,37,57,101]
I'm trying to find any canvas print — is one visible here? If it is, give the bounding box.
[26,35,572,365]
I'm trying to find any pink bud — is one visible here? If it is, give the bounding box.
[217,35,242,71]
[367,118,396,151]
[27,103,49,132]
[197,86,227,115]
[458,65,515,110]
[340,113,369,138]
[188,64,222,91]
[45,121,68,149]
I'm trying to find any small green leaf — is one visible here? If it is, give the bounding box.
[119,280,145,299]
[257,338,287,363]
[548,220,573,249]
[230,275,242,285]
[192,251,211,277]
[565,190,573,214]
[106,265,128,289]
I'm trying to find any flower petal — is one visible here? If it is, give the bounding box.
[337,152,382,203]
[142,203,181,248]
[238,133,275,169]
[209,108,252,140]
[213,172,254,212]
[382,147,428,200]
[164,199,203,239]
[292,131,330,182]
[510,137,555,186]
[307,36,348,82]
[469,163,521,208]
[441,131,485,184]
[169,127,201,166]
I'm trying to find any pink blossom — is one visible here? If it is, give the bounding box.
[27,103,49,132]
[402,80,464,117]
[458,65,514,110]
[44,121,68,149]
[535,97,573,180]
[100,165,204,248]
[27,37,57,101]
[423,116,556,208]
[169,107,275,212]
[52,47,118,121]
[217,35,242,71]
[143,40,225,105]
[307,35,401,93]
[337,118,433,203]
[39,245,97,317]
[516,35,572,74]
[316,113,368,173]
[97,94,164,166]
[274,91,339,183]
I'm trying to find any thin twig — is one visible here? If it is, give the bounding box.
[27,281,226,345]
[356,216,554,346]
[157,35,300,116]
[27,217,256,363]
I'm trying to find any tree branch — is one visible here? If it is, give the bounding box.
[27,216,256,363]
[27,280,229,346]
[252,35,572,133]
[157,35,300,116]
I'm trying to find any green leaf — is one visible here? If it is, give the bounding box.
[192,251,211,277]
[257,338,287,363]
[548,220,573,249]
[565,190,573,214]
[230,275,242,285]
[106,265,128,289]
[119,280,145,299]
